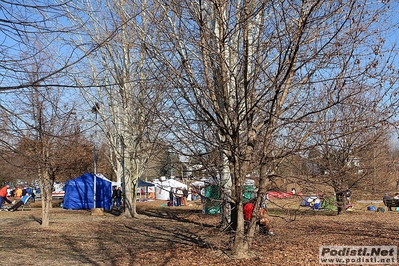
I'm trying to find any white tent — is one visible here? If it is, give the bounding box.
[244,178,255,186]
[190,180,206,188]
[155,179,187,200]
[112,181,122,188]
[190,177,216,188]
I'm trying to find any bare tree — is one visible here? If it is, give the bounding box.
[0,1,89,91]
[0,0,169,220]
[0,47,82,226]
[143,0,399,257]
[63,0,169,217]
[298,91,396,213]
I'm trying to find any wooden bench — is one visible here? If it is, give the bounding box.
[383,198,399,211]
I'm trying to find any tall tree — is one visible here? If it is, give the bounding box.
[0,0,130,225]
[0,48,83,227]
[64,0,168,217]
[301,92,395,213]
[143,0,399,257]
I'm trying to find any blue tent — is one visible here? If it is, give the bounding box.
[63,172,112,210]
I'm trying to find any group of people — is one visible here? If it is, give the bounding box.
[383,192,399,201]
[0,184,33,212]
[110,186,123,211]
[168,187,189,206]
[8,186,36,202]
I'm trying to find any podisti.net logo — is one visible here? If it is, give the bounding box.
[319,246,397,265]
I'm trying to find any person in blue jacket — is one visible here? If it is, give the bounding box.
[8,193,31,212]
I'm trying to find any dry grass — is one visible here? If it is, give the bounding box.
[0,196,397,266]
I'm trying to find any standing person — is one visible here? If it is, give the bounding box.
[335,190,344,214]
[10,188,15,198]
[0,185,12,208]
[200,187,206,213]
[176,188,183,206]
[35,187,41,197]
[182,188,188,205]
[15,187,22,199]
[187,187,192,201]
[31,191,36,202]
[115,187,123,211]
[169,188,174,206]
[110,186,117,210]
[345,188,352,205]
[191,188,197,201]
[200,188,206,203]
[243,198,255,221]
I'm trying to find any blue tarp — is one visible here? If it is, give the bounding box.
[63,172,112,210]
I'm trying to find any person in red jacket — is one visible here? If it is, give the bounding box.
[243,200,255,221]
[243,198,274,235]
[0,185,12,209]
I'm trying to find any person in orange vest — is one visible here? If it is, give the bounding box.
[0,185,12,208]
[15,187,22,199]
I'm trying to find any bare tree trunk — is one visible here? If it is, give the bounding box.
[219,152,232,226]
[123,174,136,217]
[66,0,162,219]
[41,172,52,227]
[230,191,249,257]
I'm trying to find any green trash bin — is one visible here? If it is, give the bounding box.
[243,184,255,203]
[204,185,220,214]
[205,201,220,214]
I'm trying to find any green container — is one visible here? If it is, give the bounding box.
[205,201,220,214]
[205,185,219,199]
[243,185,255,203]
[204,185,220,214]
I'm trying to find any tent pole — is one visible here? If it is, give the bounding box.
[93,147,97,208]
[92,103,100,209]
[121,135,126,211]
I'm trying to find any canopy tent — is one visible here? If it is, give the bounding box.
[155,178,187,200]
[137,180,155,199]
[138,180,155,187]
[111,180,154,189]
[112,181,122,188]
[190,180,207,188]
[63,172,112,210]
[190,177,217,188]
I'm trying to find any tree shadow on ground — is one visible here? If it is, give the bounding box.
[137,207,216,228]
[29,215,42,225]
[104,209,123,216]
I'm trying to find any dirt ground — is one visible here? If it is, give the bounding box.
[0,197,398,266]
